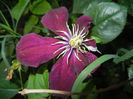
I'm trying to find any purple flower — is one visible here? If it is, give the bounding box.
[16,7,100,95]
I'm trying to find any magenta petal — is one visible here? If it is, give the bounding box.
[76,16,92,32]
[49,50,98,97]
[16,33,64,67]
[41,7,69,37]
[49,51,76,97]
[84,39,96,48]
[83,52,100,74]
[71,51,98,77]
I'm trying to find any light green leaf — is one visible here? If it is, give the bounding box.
[128,65,133,86]
[84,2,127,44]
[0,79,19,99]
[30,0,51,15]
[114,49,133,64]
[26,70,49,99]
[24,15,39,34]
[72,54,116,99]
[73,0,112,14]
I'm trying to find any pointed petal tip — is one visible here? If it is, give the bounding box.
[41,7,69,37]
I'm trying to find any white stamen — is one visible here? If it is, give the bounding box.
[72,24,75,36]
[52,41,68,45]
[79,27,85,35]
[54,36,68,41]
[74,51,81,61]
[75,24,79,36]
[57,47,70,59]
[66,22,72,37]
[54,45,69,54]
[67,49,72,64]
[56,30,71,39]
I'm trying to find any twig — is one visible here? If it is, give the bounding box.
[19,78,133,96]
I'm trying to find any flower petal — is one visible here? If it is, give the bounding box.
[83,39,98,52]
[49,50,98,97]
[76,16,92,32]
[71,51,98,77]
[49,51,76,97]
[41,7,70,38]
[84,39,96,47]
[16,33,64,67]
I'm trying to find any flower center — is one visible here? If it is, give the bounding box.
[69,35,83,48]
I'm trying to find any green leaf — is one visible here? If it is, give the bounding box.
[30,0,51,15]
[118,0,133,16]
[11,0,30,21]
[84,2,127,44]
[0,10,10,27]
[11,0,30,31]
[1,38,10,67]
[114,49,133,64]
[24,15,39,34]
[73,0,112,14]
[0,79,19,99]
[73,80,97,99]
[0,23,19,35]
[128,65,133,86]
[72,54,116,99]
[26,70,49,99]
[0,61,8,79]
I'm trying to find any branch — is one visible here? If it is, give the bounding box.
[19,78,133,96]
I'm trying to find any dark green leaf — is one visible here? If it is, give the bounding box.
[0,79,19,99]
[72,54,116,99]
[114,49,133,64]
[0,24,19,35]
[84,2,127,44]
[128,65,133,86]
[118,0,133,16]
[1,38,10,67]
[30,0,51,15]
[26,70,49,99]
[73,0,112,14]
[11,0,30,21]
[0,61,8,79]
[73,80,97,99]
[0,10,10,27]
[24,15,39,34]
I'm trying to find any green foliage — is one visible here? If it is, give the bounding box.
[0,0,133,99]
[24,15,39,34]
[1,38,10,67]
[26,70,49,99]
[0,24,19,35]
[114,49,133,64]
[128,64,133,86]
[72,54,116,99]
[11,0,30,21]
[0,79,19,99]
[30,0,51,15]
[84,2,127,44]
[118,0,133,16]
[73,0,112,14]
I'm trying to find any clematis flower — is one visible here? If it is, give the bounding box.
[16,7,100,96]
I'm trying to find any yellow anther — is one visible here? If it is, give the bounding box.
[69,35,83,48]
